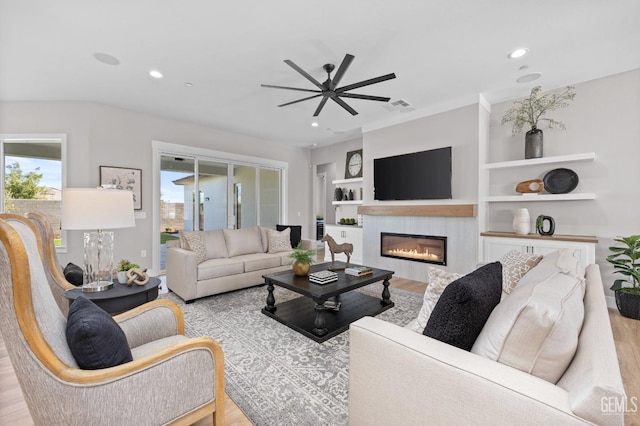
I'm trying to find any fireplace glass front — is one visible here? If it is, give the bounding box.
[380,232,447,265]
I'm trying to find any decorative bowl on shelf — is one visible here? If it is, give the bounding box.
[543,168,579,194]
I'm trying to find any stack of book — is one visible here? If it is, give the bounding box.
[345,266,373,277]
[309,270,338,284]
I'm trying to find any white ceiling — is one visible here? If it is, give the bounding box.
[1,1,639,148]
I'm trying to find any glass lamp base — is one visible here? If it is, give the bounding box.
[83,230,115,292]
[82,281,114,292]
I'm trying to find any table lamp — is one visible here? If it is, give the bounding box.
[61,188,136,292]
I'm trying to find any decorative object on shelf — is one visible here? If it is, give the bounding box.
[339,217,357,225]
[345,149,363,178]
[348,189,354,200]
[100,166,142,210]
[288,242,315,276]
[334,187,343,201]
[512,208,531,235]
[321,234,353,270]
[606,235,640,320]
[116,259,139,283]
[543,168,579,194]
[501,86,576,159]
[515,179,544,194]
[535,215,556,236]
[126,267,149,286]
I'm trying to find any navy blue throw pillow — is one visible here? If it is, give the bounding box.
[276,224,302,248]
[63,262,83,286]
[423,262,502,351]
[66,296,132,369]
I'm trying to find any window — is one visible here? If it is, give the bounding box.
[1,134,67,251]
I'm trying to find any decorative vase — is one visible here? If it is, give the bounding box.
[525,128,543,159]
[512,208,531,235]
[117,271,128,283]
[292,261,310,276]
[334,187,343,202]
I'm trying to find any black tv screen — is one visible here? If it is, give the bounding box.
[374,147,452,200]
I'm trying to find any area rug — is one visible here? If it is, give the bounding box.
[161,284,423,426]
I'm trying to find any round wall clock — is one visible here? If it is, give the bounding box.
[345,149,363,179]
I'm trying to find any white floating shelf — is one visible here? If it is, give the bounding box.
[483,152,596,170]
[332,200,363,205]
[486,193,596,202]
[332,177,363,184]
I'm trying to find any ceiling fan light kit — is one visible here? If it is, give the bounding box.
[262,53,396,117]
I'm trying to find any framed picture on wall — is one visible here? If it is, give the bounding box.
[99,166,142,210]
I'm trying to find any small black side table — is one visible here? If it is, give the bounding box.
[64,277,162,315]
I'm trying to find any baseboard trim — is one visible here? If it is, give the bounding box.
[606,295,616,310]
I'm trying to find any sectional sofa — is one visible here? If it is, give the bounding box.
[166,226,313,302]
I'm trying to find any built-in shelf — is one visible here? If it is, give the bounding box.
[332,200,363,205]
[481,231,598,244]
[486,193,596,202]
[358,204,476,217]
[483,152,596,170]
[332,177,363,184]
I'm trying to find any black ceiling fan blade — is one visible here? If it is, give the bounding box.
[330,54,355,90]
[277,93,322,107]
[284,59,325,90]
[338,93,391,102]
[261,84,322,94]
[331,97,358,116]
[336,73,396,93]
[313,97,329,117]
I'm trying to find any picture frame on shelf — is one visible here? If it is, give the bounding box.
[99,166,142,210]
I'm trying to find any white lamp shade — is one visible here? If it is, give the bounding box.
[61,188,136,230]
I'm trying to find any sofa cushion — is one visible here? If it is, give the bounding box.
[423,262,502,351]
[472,253,586,384]
[408,267,462,333]
[235,253,282,272]
[277,224,301,248]
[500,249,542,294]
[259,226,271,252]
[201,229,228,259]
[66,296,132,369]
[183,232,207,263]
[197,257,244,280]
[268,228,292,253]
[223,227,264,257]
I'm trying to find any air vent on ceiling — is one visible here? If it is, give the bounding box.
[383,99,415,112]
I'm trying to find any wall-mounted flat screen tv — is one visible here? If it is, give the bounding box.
[374,146,452,200]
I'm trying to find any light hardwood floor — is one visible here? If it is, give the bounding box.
[1,276,638,425]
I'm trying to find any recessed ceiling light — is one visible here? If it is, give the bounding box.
[517,72,542,83]
[93,52,120,66]
[311,122,319,127]
[149,69,164,79]
[185,82,193,87]
[508,48,529,59]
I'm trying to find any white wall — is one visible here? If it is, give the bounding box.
[0,101,313,272]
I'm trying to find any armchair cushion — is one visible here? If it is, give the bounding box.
[66,296,133,369]
[423,262,502,351]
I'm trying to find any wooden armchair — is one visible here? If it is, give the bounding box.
[0,215,225,425]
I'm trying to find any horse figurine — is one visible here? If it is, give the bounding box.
[321,234,353,270]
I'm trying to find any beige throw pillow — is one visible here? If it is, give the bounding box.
[223,227,264,257]
[500,250,542,294]
[408,267,463,333]
[183,233,207,264]
[268,228,292,253]
[471,250,586,384]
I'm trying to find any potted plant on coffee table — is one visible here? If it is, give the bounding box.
[501,85,576,159]
[606,235,640,320]
[289,243,315,276]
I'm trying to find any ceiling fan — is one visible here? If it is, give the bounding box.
[261,53,396,117]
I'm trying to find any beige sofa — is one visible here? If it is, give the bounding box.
[349,257,627,425]
[166,226,313,302]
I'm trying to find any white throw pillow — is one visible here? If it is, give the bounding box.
[499,249,542,294]
[268,228,292,253]
[408,267,463,333]
[471,251,586,384]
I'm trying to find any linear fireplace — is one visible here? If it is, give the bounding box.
[380,232,447,266]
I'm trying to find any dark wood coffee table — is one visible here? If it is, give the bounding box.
[262,262,394,343]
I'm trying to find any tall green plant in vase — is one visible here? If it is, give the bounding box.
[606,235,640,319]
[501,85,576,159]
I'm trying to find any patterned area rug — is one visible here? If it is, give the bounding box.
[162,284,423,426]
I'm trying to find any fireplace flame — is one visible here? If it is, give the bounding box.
[387,248,441,261]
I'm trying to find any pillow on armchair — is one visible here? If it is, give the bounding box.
[277,224,301,248]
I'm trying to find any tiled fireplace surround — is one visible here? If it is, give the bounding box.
[360,205,478,282]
